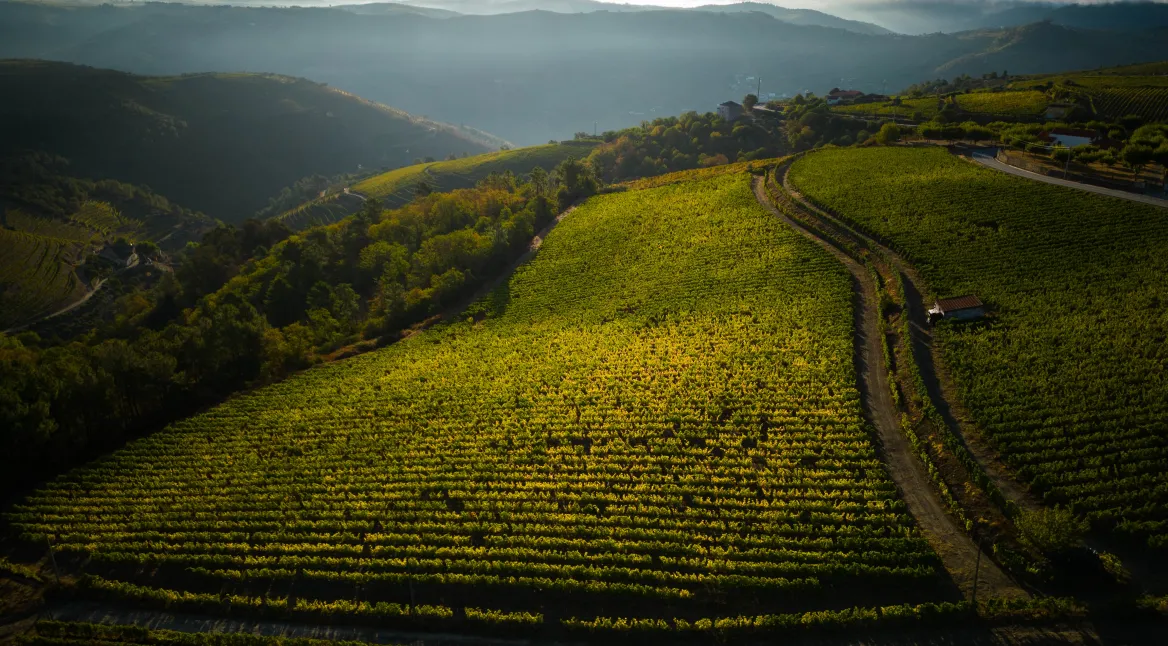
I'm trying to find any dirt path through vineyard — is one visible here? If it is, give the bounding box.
[752,175,1025,601]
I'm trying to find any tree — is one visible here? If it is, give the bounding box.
[743,94,758,111]
[1153,143,1168,188]
[528,166,550,199]
[1016,507,1086,555]
[414,180,434,198]
[1121,144,1155,179]
[874,123,901,145]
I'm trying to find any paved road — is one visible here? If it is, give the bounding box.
[970,149,1168,208]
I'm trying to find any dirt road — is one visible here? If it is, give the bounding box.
[778,166,1040,515]
[752,175,1024,601]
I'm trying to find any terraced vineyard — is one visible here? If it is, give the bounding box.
[0,201,141,329]
[832,91,1047,120]
[11,172,948,630]
[275,141,600,229]
[789,147,1168,549]
[0,225,86,330]
[1077,84,1168,123]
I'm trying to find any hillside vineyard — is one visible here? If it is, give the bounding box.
[790,147,1168,549]
[12,173,946,621]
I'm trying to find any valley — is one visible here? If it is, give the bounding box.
[4,4,1168,644]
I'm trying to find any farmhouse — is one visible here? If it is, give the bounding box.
[826,89,863,105]
[928,295,985,323]
[717,101,744,121]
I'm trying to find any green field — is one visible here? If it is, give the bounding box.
[11,172,946,629]
[274,142,599,230]
[789,147,1168,548]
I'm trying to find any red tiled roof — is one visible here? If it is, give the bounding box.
[829,90,863,98]
[936,295,983,312]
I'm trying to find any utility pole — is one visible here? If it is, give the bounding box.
[593,121,597,137]
[757,76,762,99]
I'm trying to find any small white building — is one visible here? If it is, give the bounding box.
[928,295,986,323]
[717,101,744,121]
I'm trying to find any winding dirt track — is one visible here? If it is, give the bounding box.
[776,167,1041,514]
[751,175,1024,600]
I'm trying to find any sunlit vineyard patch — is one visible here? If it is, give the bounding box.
[790,147,1168,549]
[10,173,945,624]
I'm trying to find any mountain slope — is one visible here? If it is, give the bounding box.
[834,0,1168,36]
[4,4,1168,144]
[691,2,893,35]
[275,140,599,229]
[0,60,500,222]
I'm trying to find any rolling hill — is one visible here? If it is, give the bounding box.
[0,60,501,223]
[5,2,1168,144]
[274,141,599,229]
[11,167,953,634]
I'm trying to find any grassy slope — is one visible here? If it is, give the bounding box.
[790,146,1168,547]
[0,60,498,223]
[14,172,945,625]
[275,141,599,229]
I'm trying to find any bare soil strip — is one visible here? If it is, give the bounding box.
[752,175,1024,601]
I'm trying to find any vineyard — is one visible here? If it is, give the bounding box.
[9,172,949,631]
[789,147,1168,549]
[0,201,141,329]
[353,141,599,204]
[0,224,86,330]
[1076,85,1168,123]
[831,91,1048,119]
[273,141,600,229]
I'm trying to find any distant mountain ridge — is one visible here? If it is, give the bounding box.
[4,3,1168,144]
[833,0,1168,35]
[0,60,499,222]
[393,0,894,34]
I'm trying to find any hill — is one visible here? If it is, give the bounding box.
[6,3,1168,144]
[0,153,216,331]
[691,2,893,35]
[8,168,955,634]
[789,146,1168,550]
[276,141,599,229]
[833,0,1168,36]
[0,60,500,223]
[401,0,894,34]
[833,59,1168,123]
